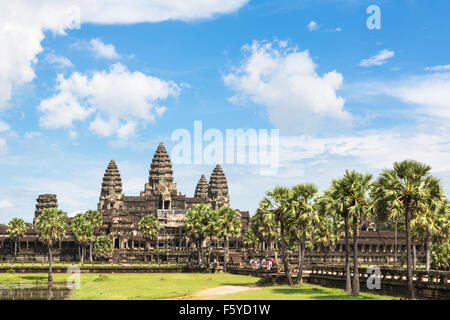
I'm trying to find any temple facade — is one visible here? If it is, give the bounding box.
[98,142,247,250]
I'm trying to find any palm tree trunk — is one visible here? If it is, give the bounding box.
[394,223,398,264]
[426,231,432,271]
[78,244,81,261]
[405,207,415,299]
[208,236,213,264]
[223,236,228,272]
[412,243,417,271]
[294,232,302,285]
[352,215,360,295]
[197,240,201,265]
[48,245,53,282]
[89,242,93,262]
[344,215,351,292]
[14,241,17,261]
[280,222,293,286]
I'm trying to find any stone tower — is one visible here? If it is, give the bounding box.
[208,164,230,209]
[98,160,123,211]
[34,194,58,224]
[142,142,179,208]
[194,175,209,199]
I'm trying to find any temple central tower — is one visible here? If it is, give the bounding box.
[141,142,179,208]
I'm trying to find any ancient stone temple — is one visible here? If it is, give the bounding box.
[33,194,58,224]
[98,142,236,251]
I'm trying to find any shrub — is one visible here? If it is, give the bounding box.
[430,242,450,271]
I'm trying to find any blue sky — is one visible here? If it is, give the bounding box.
[1,0,450,223]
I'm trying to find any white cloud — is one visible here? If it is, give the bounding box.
[307,21,318,31]
[0,139,6,154]
[362,72,450,119]
[89,38,120,59]
[0,120,10,132]
[0,0,249,109]
[326,27,342,32]
[223,40,350,131]
[0,200,13,209]
[45,53,73,68]
[38,63,180,139]
[425,65,450,72]
[359,49,394,67]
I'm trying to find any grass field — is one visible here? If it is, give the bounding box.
[0,273,397,300]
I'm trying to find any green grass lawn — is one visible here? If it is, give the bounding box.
[0,273,396,300]
[190,283,397,300]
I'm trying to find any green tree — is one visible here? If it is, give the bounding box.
[94,235,114,260]
[138,214,160,262]
[314,212,340,264]
[70,213,94,262]
[259,186,294,286]
[85,210,102,262]
[317,170,372,294]
[243,229,259,251]
[184,204,212,264]
[216,207,242,272]
[35,208,68,282]
[206,209,220,264]
[6,218,27,261]
[372,160,437,299]
[288,183,319,285]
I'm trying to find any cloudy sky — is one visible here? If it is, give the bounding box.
[1,0,449,223]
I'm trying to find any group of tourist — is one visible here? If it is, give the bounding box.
[250,257,275,270]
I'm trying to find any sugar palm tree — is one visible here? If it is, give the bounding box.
[94,235,114,260]
[216,207,242,272]
[288,183,319,285]
[243,229,259,251]
[342,170,373,295]
[317,177,352,292]
[205,209,220,264]
[70,213,94,262]
[85,210,102,262]
[259,186,294,286]
[6,218,27,261]
[314,212,340,264]
[35,208,68,282]
[184,204,212,264]
[372,160,437,299]
[138,214,160,262]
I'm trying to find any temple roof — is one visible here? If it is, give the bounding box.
[100,160,123,197]
[194,175,209,199]
[208,164,228,197]
[149,142,174,185]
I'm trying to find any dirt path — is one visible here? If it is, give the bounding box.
[166,285,261,300]
[192,285,260,297]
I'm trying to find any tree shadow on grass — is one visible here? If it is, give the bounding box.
[20,275,48,282]
[271,287,382,300]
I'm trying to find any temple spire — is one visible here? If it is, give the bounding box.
[149,142,174,186]
[208,164,230,209]
[194,175,209,199]
[98,160,123,210]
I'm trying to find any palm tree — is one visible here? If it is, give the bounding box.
[205,209,220,264]
[259,186,294,286]
[70,213,93,262]
[315,210,340,264]
[342,171,373,295]
[184,204,212,264]
[243,229,259,251]
[372,160,437,299]
[138,214,160,262]
[216,207,242,272]
[288,183,319,285]
[35,208,68,282]
[6,218,27,261]
[317,177,352,292]
[85,210,102,262]
[94,236,114,260]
